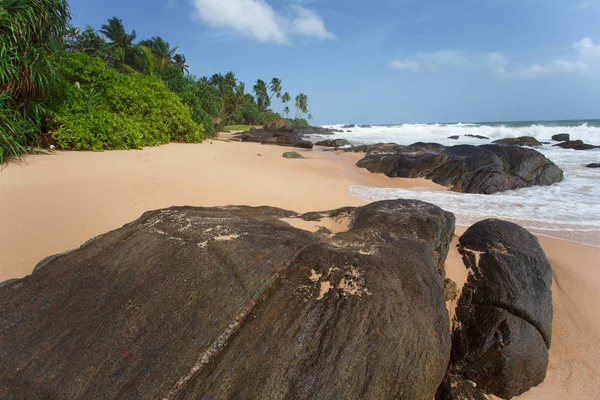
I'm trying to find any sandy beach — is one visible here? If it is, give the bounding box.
[1,139,599,399]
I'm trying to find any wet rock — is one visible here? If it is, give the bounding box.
[359,125,372,128]
[448,135,460,140]
[586,163,600,168]
[449,219,553,399]
[0,200,455,400]
[493,136,542,147]
[553,140,599,150]
[341,124,356,128]
[551,133,570,142]
[282,151,304,159]
[354,143,563,194]
[465,134,489,140]
[262,135,314,149]
[315,139,351,147]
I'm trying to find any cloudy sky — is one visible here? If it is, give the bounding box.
[69,0,600,124]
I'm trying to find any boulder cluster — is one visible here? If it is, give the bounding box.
[0,200,553,399]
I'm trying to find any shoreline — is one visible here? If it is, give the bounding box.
[1,139,599,399]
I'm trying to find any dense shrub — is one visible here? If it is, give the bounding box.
[47,52,203,151]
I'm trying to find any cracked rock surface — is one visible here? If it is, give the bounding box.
[0,200,455,400]
[442,219,553,399]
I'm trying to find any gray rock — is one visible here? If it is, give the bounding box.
[315,139,351,147]
[586,163,600,168]
[465,134,489,140]
[551,133,570,142]
[354,143,563,194]
[449,219,553,398]
[553,140,599,150]
[448,135,460,140]
[0,200,455,400]
[282,151,304,159]
[493,136,542,147]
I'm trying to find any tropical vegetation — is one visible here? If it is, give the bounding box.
[0,0,313,163]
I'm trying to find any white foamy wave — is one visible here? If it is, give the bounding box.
[322,123,600,146]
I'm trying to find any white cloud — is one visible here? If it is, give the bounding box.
[290,5,335,40]
[488,52,508,74]
[517,37,599,78]
[389,59,421,72]
[189,0,334,44]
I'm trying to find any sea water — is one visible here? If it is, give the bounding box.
[315,120,600,247]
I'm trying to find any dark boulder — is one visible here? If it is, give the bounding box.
[355,143,563,194]
[493,136,542,147]
[448,135,460,140]
[0,200,455,400]
[551,133,570,142]
[315,139,351,147]
[264,118,290,132]
[553,140,599,150]
[465,134,489,140]
[262,135,314,149]
[359,125,372,128]
[586,163,600,168]
[341,124,356,128]
[447,219,553,399]
[282,151,304,159]
[291,125,337,136]
[235,129,314,149]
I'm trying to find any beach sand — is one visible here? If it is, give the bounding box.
[1,139,598,399]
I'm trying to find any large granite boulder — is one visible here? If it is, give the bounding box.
[493,136,542,146]
[353,143,563,194]
[0,200,455,400]
[442,219,553,399]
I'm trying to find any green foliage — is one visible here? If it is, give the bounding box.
[64,25,122,67]
[0,0,70,162]
[47,52,203,151]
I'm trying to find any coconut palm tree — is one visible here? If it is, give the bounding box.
[140,36,179,68]
[269,77,282,100]
[283,106,290,117]
[295,93,308,118]
[99,17,136,64]
[253,79,270,111]
[172,54,189,74]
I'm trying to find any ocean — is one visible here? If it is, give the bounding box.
[315,120,600,247]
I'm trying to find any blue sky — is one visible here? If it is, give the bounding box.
[68,0,600,124]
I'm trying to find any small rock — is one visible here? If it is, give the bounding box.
[553,140,599,150]
[448,135,460,140]
[315,139,351,148]
[465,134,489,140]
[282,151,304,159]
[586,163,600,168]
[341,124,356,129]
[443,278,458,301]
[493,136,542,146]
[551,133,570,142]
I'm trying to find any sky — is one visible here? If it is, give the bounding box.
[68,0,600,125]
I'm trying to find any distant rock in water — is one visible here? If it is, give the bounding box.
[282,151,304,159]
[315,139,351,147]
[493,136,542,147]
[586,163,600,168]
[350,142,563,194]
[448,135,460,140]
[341,124,356,128]
[465,134,489,140]
[553,140,599,150]
[441,219,553,399]
[552,133,570,142]
[359,125,372,128]
[0,201,456,400]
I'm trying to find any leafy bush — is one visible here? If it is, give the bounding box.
[47,52,203,151]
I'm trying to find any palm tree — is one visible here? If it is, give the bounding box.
[172,54,189,74]
[134,45,159,76]
[281,92,291,105]
[253,79,270,111]
[225,71,237,90]
[295,93,308,118]
[283,106,290,117]
[100,17,136,64]
[269,78,282,100]
[141,36,179,68]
